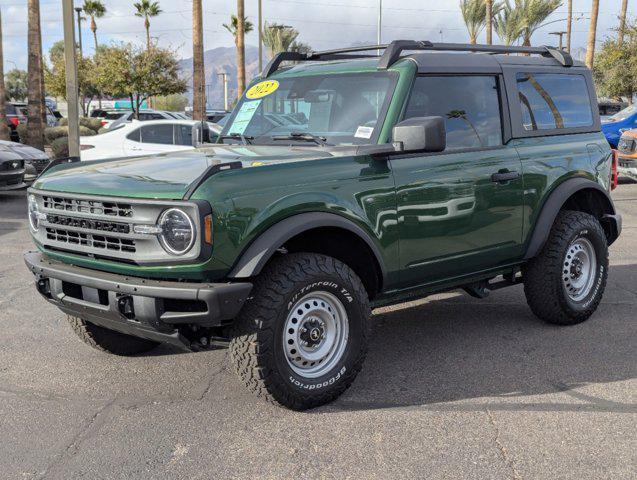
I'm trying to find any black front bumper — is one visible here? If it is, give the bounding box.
[24,252,252,349]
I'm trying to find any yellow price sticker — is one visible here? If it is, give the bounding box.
[246,80,279,99]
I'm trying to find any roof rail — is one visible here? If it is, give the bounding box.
[261,40,573,77]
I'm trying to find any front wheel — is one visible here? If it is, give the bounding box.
[523,210,609,325]
[229,253,371,410]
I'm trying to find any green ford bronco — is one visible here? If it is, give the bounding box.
[25,41,621,410]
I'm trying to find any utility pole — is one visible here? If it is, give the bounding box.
[566,0,572,52]
[549,31,567,50]
[63,0,80,158]
[218,72,229,111]
[377,0,382,54]
[192,0,205,121]
[74,6,83,58]
[258,0,263,72]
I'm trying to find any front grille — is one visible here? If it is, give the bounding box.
[31,158,50,174]
[0,159,23,171]
[43,195,133,217]
[46,214,131,234]
[45,227,137,253]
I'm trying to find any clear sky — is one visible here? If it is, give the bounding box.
[0,0,631,70]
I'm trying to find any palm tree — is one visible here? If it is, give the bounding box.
[0,10,9,141]
[222,14,254,40]
[134,0,162,51]
[494,2,524,45]
[236,0,246,98]
[516,0,562,47]
[486,0,494,44]
[82,0,105,55]
[27,0,44,149]
[460,0,486,45]
[262,23,299,58]
[585,0,599,69]
[618,0,628,46]
[566,0,572,51]
[192,0,205,121]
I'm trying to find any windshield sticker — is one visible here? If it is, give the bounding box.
[246,80,279,99]
[229,100,262,134]
[354,126,374,139]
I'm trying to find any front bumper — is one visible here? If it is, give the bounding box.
[0,167,26,190]
[24,252,252,349]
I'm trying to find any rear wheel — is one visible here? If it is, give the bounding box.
[67,316,159,355]
[523,210,608,325]
[230,253,371,410]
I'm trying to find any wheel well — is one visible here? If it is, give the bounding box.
[281,227,382,298]
[561,187,614,239]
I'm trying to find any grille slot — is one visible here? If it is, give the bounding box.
[46,227,136,253]
[46,214,131,234]
[43,195,133,217]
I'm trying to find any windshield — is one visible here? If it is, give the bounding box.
[221,72,397,145]
[608,103,637,123]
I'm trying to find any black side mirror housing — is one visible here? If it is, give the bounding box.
[392,116,446,153]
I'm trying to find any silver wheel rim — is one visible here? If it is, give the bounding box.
[283,291,349,379]
[562,237,597,302]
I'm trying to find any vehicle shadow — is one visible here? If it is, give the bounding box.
[326,264,637,414]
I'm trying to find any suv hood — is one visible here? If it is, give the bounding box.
[32,145,352,199]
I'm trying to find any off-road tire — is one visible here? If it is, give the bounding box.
[229,253,371,410]
[523,210,608,325]
[67,316,159,355]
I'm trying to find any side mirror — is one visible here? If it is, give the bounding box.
[392,116,446,153]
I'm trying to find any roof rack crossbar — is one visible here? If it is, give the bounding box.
[261,40,573,77]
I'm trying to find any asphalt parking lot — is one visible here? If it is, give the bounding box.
[1,185,636,480]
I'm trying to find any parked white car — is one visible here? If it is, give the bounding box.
[80,119,211,161]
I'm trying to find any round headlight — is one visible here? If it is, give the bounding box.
[158,208,195,255]
[28,194,40,231]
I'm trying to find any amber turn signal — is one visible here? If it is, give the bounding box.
[204,214,213,245]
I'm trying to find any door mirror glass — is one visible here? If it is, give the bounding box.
[392,116,446,153]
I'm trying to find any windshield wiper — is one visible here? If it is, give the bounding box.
[271,131,331,146]
[219,133,254,145]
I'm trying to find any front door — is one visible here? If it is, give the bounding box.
[391,75,525,286]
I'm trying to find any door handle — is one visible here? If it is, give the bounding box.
[491,170,520,183]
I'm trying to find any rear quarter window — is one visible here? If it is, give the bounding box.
[516,73,593,130]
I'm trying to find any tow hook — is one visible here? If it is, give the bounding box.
[117,295,135,319]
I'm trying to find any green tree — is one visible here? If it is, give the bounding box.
[516,0,562,47]
[593,23,637,103]
[153,93,189,111]
[95,43,187,118]
[494,1,524,45]
[82,0,106,55]
[222,14,254,41]
[460,0,486,44]
[262,22,299,58]
[5,69,28,101]
[134,0,162,50]
[290,41,313,55]
[45,41,99,116]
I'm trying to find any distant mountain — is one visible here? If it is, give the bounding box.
[179,45,263,109]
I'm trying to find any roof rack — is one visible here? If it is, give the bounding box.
[261,40,573,77]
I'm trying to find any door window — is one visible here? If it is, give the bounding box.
[126,128,141,142]
[175,125,194,146]
[404,76,503,150]
[140,124,174,144]
[516,73,593,130]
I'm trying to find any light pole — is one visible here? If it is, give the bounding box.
[549,31,567,50]
[217,72,229,111]
[258,0,263,72]
[377,0,382,45]
[74,6,83,58]
[64,0,80,158]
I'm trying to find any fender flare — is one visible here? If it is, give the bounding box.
[524,177,619,260]
[228,212,387,282]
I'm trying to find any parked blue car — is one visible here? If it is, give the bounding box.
[602,104,637,148]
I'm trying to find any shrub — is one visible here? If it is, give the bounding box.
[16,124,28,143]
[44,126,69,144]
[51,137,69,159]
[79,125,96,136]
[59,117,103,133]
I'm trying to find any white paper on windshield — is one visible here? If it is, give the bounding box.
[230,99,262,134]
[354,125,374,139]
